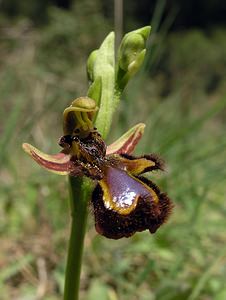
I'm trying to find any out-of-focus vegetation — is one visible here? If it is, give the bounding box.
[0,0,226,299]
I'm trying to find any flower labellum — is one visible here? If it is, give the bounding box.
[23,97,173,239]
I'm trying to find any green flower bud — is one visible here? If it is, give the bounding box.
[116,26,151,91]
[118,33,145,71]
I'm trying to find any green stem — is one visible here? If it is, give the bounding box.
[63,176,93,300]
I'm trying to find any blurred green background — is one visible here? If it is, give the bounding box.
[1,0,226,299]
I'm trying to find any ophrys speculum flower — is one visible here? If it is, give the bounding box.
[23,27,173,299]
[23,96,173,239]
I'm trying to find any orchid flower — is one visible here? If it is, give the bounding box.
[23,26,173,300]
[23,97,172,239]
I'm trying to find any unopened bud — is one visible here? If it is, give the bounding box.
[116,26,151,90]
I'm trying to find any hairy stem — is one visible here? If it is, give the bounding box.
[63,176,93,300]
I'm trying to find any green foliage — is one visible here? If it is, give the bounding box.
[0,8,226,300]
[158,29,226,95]
[38,1,111,75]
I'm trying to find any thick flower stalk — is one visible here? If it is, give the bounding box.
[22,27,173,300]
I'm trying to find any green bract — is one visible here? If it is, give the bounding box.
[87,32,115,138]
